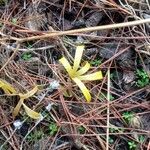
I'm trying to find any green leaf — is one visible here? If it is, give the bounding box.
[90,59,101,66]
[21,53,32,61]
[123,112,134,123]
[11,18,17,24]
[128,141,136,150]
[78,126,85,134]
[49,123,58,136]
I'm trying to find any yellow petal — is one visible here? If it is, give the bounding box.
[78,71,103,81]
[13,86,38,118]
[0,79,17,94]
[0,82,4,88]
[19,86,38,100]
[73,45,85,72]
[22,103,41,119]
[75,62,90,76]
[1,87,12,94]
[13,98,24,118]
[59,57,74,77]
[72,78,91,102]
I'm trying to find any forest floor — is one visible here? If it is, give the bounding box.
[0,0,150,150]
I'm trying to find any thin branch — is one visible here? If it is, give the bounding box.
[2,18,149,42]
[0,18,150,42]
[106,69,110,150]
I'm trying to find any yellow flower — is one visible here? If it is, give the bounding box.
[59,45,103,102]
[13,86,41,120]
[0,79,41,119]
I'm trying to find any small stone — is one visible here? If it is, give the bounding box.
[49,80,60,90]
[46,103,54,111]
[13,120,22,129]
